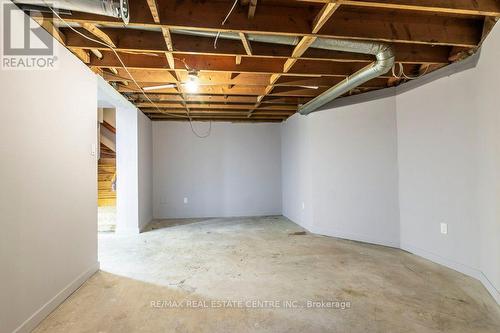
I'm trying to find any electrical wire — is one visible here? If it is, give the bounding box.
[214,0,239,49]
[392,62,429,80]
[42,2,212,138]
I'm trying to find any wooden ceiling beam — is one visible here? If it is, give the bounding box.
[239,33,253,56]
[105,72,388,89]
[312,1,341,33]
[294,0,500,17]
[137,103,297,111]
[145,0,160,23]
[119,85,327,97]
[148,113,287,119]
[255,35,318,116]
[42,0,498,123]
[146,110,289,117]
[149,116,284,123]
[88,51,416,78]
[129,94,262,104]
[80,22,115,47]
[248,0,258,19]
[53,0,484,47]
[62,28,453,64]
[144,109,293,115]
[69,48,90,63]
[127,93,314,105]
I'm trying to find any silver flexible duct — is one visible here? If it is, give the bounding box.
[13,0,130,24]
[297,41,394,115]
[171,29,395,115]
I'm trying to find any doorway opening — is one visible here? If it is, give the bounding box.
[98,107,117,232]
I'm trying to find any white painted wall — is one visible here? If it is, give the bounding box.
[153,122,282,218]
[97,78,153,233]
[138,112,153,230]
[0,3,99,332]
[115,105,140,233]
[281,97,400,247]
[396,24,500,303]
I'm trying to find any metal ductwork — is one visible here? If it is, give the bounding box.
[172,29,395,115]
[13,0,130,24]
[297,41,394,115]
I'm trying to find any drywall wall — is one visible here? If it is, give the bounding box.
[281,97,400,247]
[0,2,99,332]
[98,78,153,233]
[281,113,314,229]
[115,104,140,233]
[153,122,282,218]
[138,112,153,230]
[396,24,500,303]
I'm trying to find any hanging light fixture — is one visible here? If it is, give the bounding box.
[184,70,200,93]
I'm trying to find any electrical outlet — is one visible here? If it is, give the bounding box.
[184,197,188,204]
[440,223,448,235]
[301,202,305,210]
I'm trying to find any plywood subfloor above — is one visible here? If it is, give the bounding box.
[31,0,499,122]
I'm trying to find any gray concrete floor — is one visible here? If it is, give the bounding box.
[35,216,500,332]
[97,206,116,232]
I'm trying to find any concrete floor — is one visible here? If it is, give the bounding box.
[97,206,116,232]
[35,216,500,332]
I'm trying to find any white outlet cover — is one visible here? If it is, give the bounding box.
[440,223,448,235]
[301,202,305,210]
[184,197,188,204]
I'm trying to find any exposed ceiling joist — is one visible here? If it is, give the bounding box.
[62,28,454,64]
[81,22,115,47]
[32,0,497,122]
[145,0,160,23]
[295,0,500,17]
[312,1,341,33]
[52,0,484,48]
[239,33,253,56]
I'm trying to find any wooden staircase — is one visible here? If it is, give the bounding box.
[98,143,116,206]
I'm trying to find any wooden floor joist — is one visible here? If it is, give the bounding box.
[31,0,497,122]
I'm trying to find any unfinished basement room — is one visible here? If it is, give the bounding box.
[1,0,500,332]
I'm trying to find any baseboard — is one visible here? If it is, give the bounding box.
[115,225,141,234]
[153,213,283,220]
[308,225,400,249]
[139,218,153,233]
[13,262,100,333]
[401,243,500,305]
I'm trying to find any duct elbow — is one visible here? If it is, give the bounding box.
[298,43,395,116]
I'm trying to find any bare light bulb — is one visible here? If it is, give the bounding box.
[185,71,200,93]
